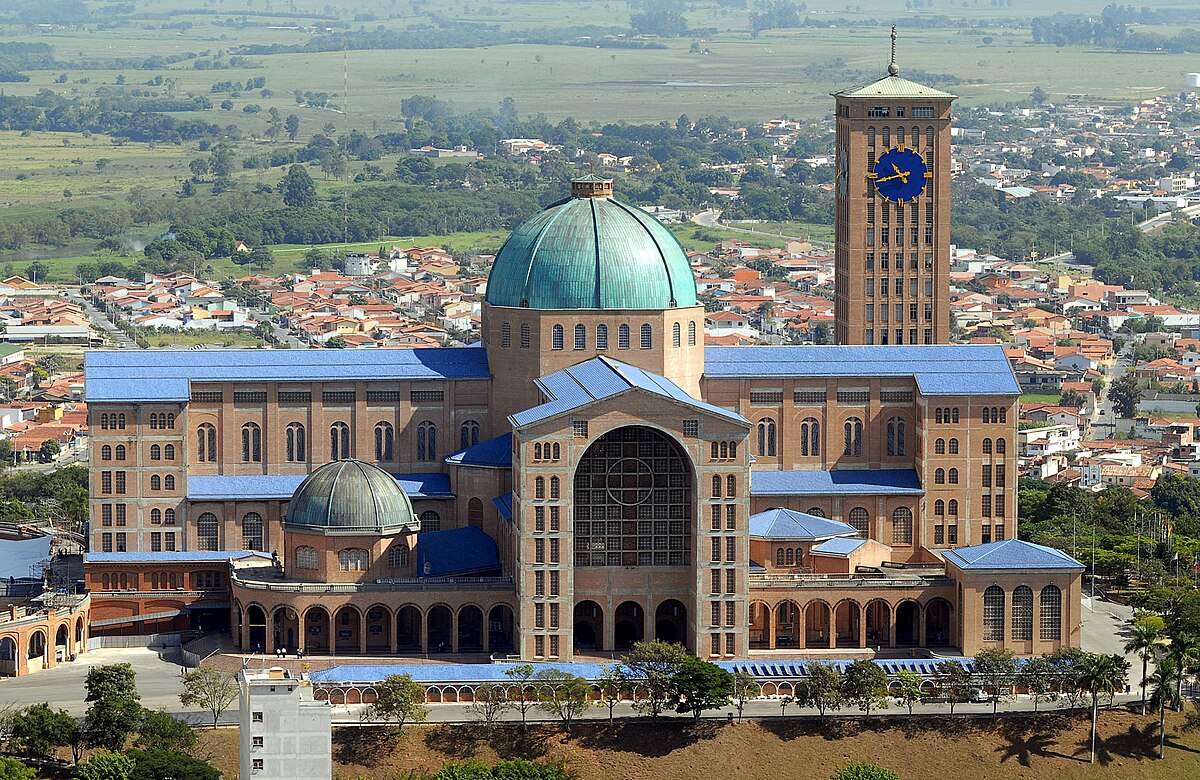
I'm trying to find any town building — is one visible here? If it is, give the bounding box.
[238,667,331,780]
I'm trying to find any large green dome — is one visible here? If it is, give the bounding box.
[485,178,698,310]
[285,460,417,534]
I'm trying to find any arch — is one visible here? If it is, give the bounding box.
[925,598,952,647]
[596,323,609,350]
[895,600,920,646]
[334,605,362,654]
[614,601,644,650]
[520,322,531,348]
[197,512,219,552]
[417,421,436,462]
[148,444,159,460]
[151,474,161,491]
[467,498,484,528]
[246,604,268,653]
[891,507,913,546]
[996,438,1007,454]
[55,623,69,659]
[948,438,959,455]
[1039,584,1062,641]
[488,604,515,653]
[948,499,959,517]
[833,600,861,648]
[272,606,300,653]
[164,474,175,490]
[800,417,819,456]
[241,422,262,462]
[672,321,681,347]
[805,601,832,648]
[948,468,959,484]
[364,605,391,653]
[640,322,652,349]
[396,605,422,651]
[427,605,453,652]
[164,443,175,460]
[74,617,84,649]
[1012,585,1034,641]
[847,507,870,538]
[458,605,485,652]
[934,438,944,455]
[500,321,511,348]
[688,320,697,346]
[330,421,351,460]
[27,630,46,668]
[864,599,891,647]
[618,323,630,350]
[982,437,992,455]
[774,601,800,647]
[419,510,441,532]
[387,544,409,569]
[287,423,306,462]
[0,636,16,676]
[375,422,395,461]
[338,548,369,571]
[934,468,945,484]
[843,417,863,456]
[551,324,564,350]
[295,545,318,569]
[886,417,906,456]
[655,599,688,647]
[574,323,586,350]
[983,585,1005,642]
[460,420,480,450]
[241,512,264,551]
[757,417,777,457]
[748,601,772,649]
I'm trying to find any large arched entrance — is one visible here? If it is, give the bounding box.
[0,636,16,676]
[833,601,861,648]
[246,605,268,652]
[427,605,452,653]
[805,602,832,648]
[574,601,603,652]
[55,624,69,661]
[655,600,688,647]
[775,601,800,647]
[614,601,644,650]
[27,630,46,670]
[488,605,515,653]
[304,607,330,653]
[365,606,391,653]
[749,602,771,649]
[334,607,361,653]
[573,426,694,568]
[864,600,891,648]
[396,605,422,651]
[925,598,953,647]
[895,601,920,646]
[458,605,484,653]
[273,606,299,653]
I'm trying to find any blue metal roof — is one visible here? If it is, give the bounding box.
[187,472,453,501]
[415,526,499,577]
[492,492,513,521]
[748,508,857,540]
[511,356,749,428]
[703,345,1019,396]
[84,347,490,403]
[444,433,512,469]
[751,469,923,496]
[0,536,51,580]
[943,539,1085,571]
[87,550,270,564]
[811,537,870,557]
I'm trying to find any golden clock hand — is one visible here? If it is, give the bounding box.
[876,171,912,184]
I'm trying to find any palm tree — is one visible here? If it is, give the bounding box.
[1149,658,1183,759]
[1166,631,1199,709]
[1124,622,1163,715]
[1078,653,1121,765]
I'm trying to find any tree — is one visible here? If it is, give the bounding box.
[208,143,234,180]
[831,764,901,780]
[1017,655,1055,713]
[1109,372,1141,418]
[133,711,195,755]
[841,660,889,718]
[84,664,141,752]
[0,757,34,780]
[1149,658,1183,759]
[972,648,1018,715]
[934,660,972,715]
[596,664,628,727]
[1124,619,1164,715]
[188,158,208,181]
[25,261,48,283]
[812,321,832,345]
[1031,85,1048,105]
[9,703,75,759]
[468,683,510,735]
[285,114,300,142]
[669,656,733,722]
[74,751,134,780]
[40,439,62,462]
[124,749,219,780]
[362,674,427,733]
[503,664,537,732]
[534,669,590,733]
[278,164,316,208]
[246,247,275,274]
[797,662,843,718]
[266,107,283,142]
[731,671,758,723]
[892,670,924,715]
[622,640,688,718]
[179,667,237,728]
[1166,631,1199,708]
[1078,652,1123,764]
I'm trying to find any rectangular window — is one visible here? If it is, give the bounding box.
[947,525,957,545]
[410,390,444,404]
[982,495,992,518]
[894,304,903,322]
[725,569,736,594]
[101,471,112,494]
[253,759,264,771]
[981,524,992,544]
[550,603,560,628]
[711,633,721,656]
[252,736,264,748]
[865,252,874,271]
[165,533,176,551]
[549,506,560,531]
[994,523,1006,541]
[151,532,162,552]
[909,303,918,321]
[233,390,267,404]
[550,570,560,596]
[726,536,735,562]
[913,107,935,118]
[711,601,721,626]
[880,390,913,403]
[115,472,126,494]
[711,538,721,562]
[683,419,699,437]
[102,504,113,526]
[322,390,356,404]
[711,505,721,530]
[725,601,736,626]
[549,635,559,658]
[837,390,870,404]
[794,390,826,404]
[535,571,545,595]
[995,494,1006,517]
[116,505,126,526]
[982,468,991,488]
[866,279,874,297]
[191,390,223,403]
[102,532,113,552]
[726,633,736,655]
[995,465,1005,487]
[278,390,313,403]
[115,533,126,552]
[750,389,784,404]
[924,328,933,344]
[711,569,721,594]
[934,525,944,545]
[726,505,736,530]
[572,421,589,438]
[880,252,889,270]
[535,539,545,563]
[535,506,545,532]
[868,106,890,118]
[549,538,559,563]
[535,636,545,657]
[535,603,545,628]
[865,304,874,322]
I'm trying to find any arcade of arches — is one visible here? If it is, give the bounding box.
[0,602,90,678]
[748,595,955,650]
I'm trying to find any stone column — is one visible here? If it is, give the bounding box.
[889,606,898,648]
[420,611,429,653]
[450,609,459,653]
[358,620,367,655]
[389,610,398,654]
[482,610,490,655]
[859,603,868,648]
[239,614,250,652]
[918,607,928,648]
[768,605,777,650]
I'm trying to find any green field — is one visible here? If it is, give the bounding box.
[139,329,268,348]
[1021,393,1064,405]
[726,220,835,244]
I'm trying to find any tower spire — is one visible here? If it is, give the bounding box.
[888,26,899,76]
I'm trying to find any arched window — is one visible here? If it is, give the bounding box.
[1012,585,1033,641]
[330,422,350,460]
[165,443,175,460]
[388,544,409,568]
[151,508,161,524]
[935,438,944,454]
[295,546,318,569]
[574,323,586,350]
[996,438,1007,454]
[534,443,542,461]
[417,421,436,462]
[535,477,546,499]
[618,324,631,350]
[197,512,219,552]
[419,510,441,532]
[375,422,395,461]
[550,476,560,498]
[848,507,870,537]
[688,320,697,346]
[948,468,959,484]
[150,413,159,430]
[719,441,729,459]
[775,548,784,566]
[806,507,826,517]
[711,475,722,497]
[242,512,264,551]
[983,585,1005,642]
[1040,584,1062,640]
[460,420,480,450]
[551,324,564,350]
[982,438,992,455]
[287,423,306,462]
[711,441,720,460]
[951,408,959,424]
[115,444,126,460]
[338,548,369,572]
[934,499,945,516]
[785,548,795,566]
[672,322,681,347]
[164,475,175,490]
[164,508,176,525]
[843,417,863,456]
[596,323,608,350]
[241,423,261,463]
[101,445,112,460]
[166,413,175,429]
[552,443,560,459]
[891,507,913,545]
[998,408,1006,423]
[640,323,652,349]
[947,499,958,517]
[934,468,945,484]
[150,475,161,490]
[100,413,109,430]
[467,497,484,527]
[757,418,777,457]
[117,413,125,429]
[150,444,160,460]
[886,417,906,456]
[501,322,511,348]
[727,475,736,498]
[520,323,531,349]
[197,423,216,462]
[800,418,819,456]
[948,438,959,455]
[729,441,738,458]
[935,408,943,424]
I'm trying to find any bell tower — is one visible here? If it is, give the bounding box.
[832,28,956,346]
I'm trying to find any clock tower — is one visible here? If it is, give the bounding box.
[832,28,956,346]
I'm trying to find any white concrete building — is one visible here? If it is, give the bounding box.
[239,668,331,780]
[1019,424,1082,458]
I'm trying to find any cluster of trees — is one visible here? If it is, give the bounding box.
[0,464,88,531]
[1032,8,1200,52]
[0,92,222,143]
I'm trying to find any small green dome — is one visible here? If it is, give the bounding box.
[286,460,417,534]
[485,180,698,310]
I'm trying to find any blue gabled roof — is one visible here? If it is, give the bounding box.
[751,469,923,496]
[748,508,857,541]
[84,347,490,402]
[510,356,749,428]
[444,433,512,469]
[492,492,513,521]
[0,536,51,580]
[704,345,1019,396]
[943,539,1085,571]
[811,537,870,557]
[87,550,270,564]
[415,526,499,577]
[188,472,453,501]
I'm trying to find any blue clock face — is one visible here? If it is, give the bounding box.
[870,146,930,203]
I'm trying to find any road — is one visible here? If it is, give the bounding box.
[248,310,308,349]
[1088,345,1133,442]
[691,209,830,248]
[70,291,138,350]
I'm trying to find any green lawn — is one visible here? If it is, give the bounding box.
[139,329,268,348]
[725,221,834,244]
[1021,393,1063,405]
